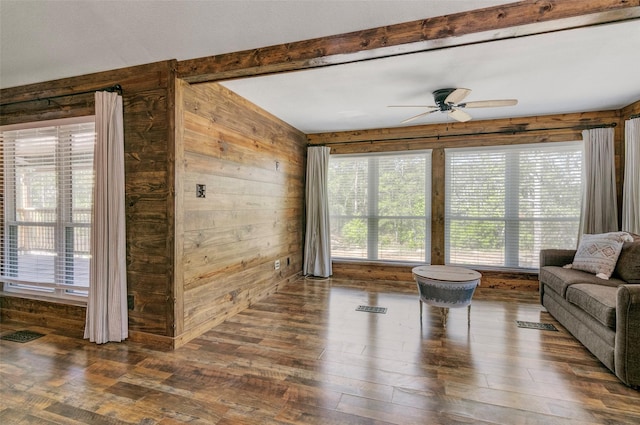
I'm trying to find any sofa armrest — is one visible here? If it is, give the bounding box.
[615,284,640,388]
[539,249,576,268]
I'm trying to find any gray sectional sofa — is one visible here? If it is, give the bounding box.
[539,234,640,388]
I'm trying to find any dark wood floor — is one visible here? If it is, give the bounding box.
[1,277,639,424]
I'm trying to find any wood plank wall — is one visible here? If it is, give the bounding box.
[622,99,640,119]
[308,110,627,288]
[174,81,307,347]
[0,61,178,347]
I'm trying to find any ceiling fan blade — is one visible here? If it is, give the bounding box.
[401,109,438,124]
[444,88,471,105]
[448,108,472,122]
[387,105,438,109]
[461,99,518,108]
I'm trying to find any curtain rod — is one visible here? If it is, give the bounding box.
[1,84,122,107]
[308,122,618,147]
[630,113,640,119]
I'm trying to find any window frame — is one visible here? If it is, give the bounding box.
[1,116,95,301]
[444,141,583,271]
[328,149,432,264]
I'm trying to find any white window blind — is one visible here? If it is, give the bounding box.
[1,118,95,299]
[329,150,431,263]
[445,141,582,270]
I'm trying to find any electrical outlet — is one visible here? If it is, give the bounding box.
[274,260,280,270]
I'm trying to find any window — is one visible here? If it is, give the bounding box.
[445,141,582,270]
[1,117,95,299]
[329,150,431,263]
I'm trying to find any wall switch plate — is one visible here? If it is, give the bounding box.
[196,184,206,198]
[274,260,280,270]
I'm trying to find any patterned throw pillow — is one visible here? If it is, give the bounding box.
[565,232,634,280]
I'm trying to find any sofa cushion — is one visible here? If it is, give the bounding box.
[540,266,626,298]
[568,232,633,279]
[614,240,640,284]
[566,284,617,329]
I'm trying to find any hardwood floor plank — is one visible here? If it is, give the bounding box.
[276,401,396,425]
[336,393,464,425]
[134,391,228,423]
[443,380,604,423]
[284,374,395,405]
[391,386,599,425]
[44,401,133,425]
[0,408,62,425]
[484,374,606,405]
[1,277,638,424]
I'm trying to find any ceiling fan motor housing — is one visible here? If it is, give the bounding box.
[433,88,458,111]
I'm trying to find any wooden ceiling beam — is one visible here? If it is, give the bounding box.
[177,0,639,84]
[306,110,621,145]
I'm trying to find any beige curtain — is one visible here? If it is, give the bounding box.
[622,118,640,234]
[303,146,332,277]
[580,127,618,235]
[85,91,128,344]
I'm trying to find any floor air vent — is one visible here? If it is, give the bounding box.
[1,330,45,343]
[356,305,387,314]
[516,321,558,331]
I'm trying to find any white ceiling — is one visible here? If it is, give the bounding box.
[223,19,640,133]
[2,1,640,134]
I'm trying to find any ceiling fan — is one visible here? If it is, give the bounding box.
[389,88,518,123]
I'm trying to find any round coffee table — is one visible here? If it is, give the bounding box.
[412,265,481,327]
